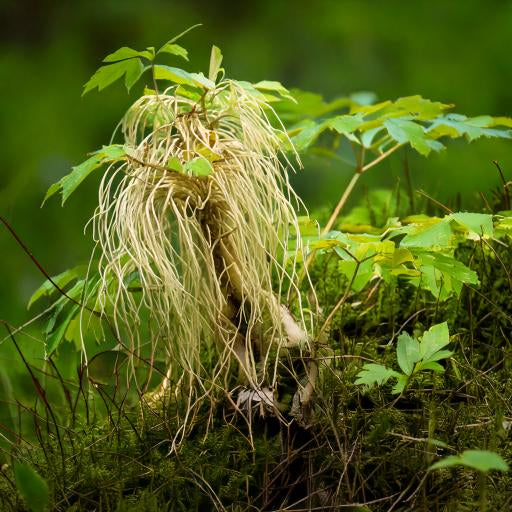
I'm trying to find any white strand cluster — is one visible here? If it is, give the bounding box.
[90,80,309,446]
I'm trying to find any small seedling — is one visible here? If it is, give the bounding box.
[355,322,453,394]
[429,450,509,511]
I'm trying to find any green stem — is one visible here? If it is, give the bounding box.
[478,472,487,512]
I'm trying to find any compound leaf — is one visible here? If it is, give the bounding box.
[43,145,126,206]
[83,59,145,95]
[28,266,86,309]
[158,43,188,60]
[420,322,450,361]
[384,118,444,156]
[103,46,153,62]
[392,374,409,394]
[355,363,400,388]
[396,332,421,375]
[46,304,80,357]
[450,212,494,239]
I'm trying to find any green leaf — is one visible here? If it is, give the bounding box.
[417,361,446,373]
[396,332,421,375]
[83,59,145,95]
[392,95,452,120]
[428,114,512,142]
[253,80,294,101]
[419,322,450,362]
[450,212,494,239]
[184,157,213,176]
[28,266,85,309]
[209,45,223,82]
[158,43,188,60]
[290,120,325,151]
[166,156,183,172]
[400,219,452,248]
[124,59,145,91]
[391,374,409,394]
[326,113,364,142]
[43,145,126,205]
[384,118,444,156]
[153,65,214,89]
[46,305,80,357]
[355,363,400,388]
[430,450,509,473]
[189,72,215,89]
[412,250,479,298]
[103,46,153,62]
[14,462,49,512]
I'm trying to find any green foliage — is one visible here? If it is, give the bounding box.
[43,145,125,205]
[305,209,506,300]
[281,93,512,157]
[183,157,213,176]
[82,25,200,95]
[430,450,509,473]
[83,58,146,95]
[28,266,86,309]
[14,462,49,512]
[355,322,452,394]
[9,30,512,512]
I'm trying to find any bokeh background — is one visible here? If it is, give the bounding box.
[1,0,512,325]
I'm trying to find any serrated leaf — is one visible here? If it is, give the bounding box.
[410,250,479,299]
[428,114,512,142]
[400,219,452,248]
[158,43,188,60]
[430,450,509,473]
[355,363,400,387]
[153,64,195,87]
[419,322,450,361]
[124,60,146,91]
[28,266,85,309]
[290,120,325,151]
[83,59,144,95]
[450,212,494,239]
[153,65,214,89]
[392,95,452,120]
[14,462,49,512]
[384,118,444,156]
[184,157,213,176]
[103,46,153,62]
[396,332,421,375]
[46,305,80,357]
[392,374,409,394]
[209,45,223,82]
[326,113,364,142]
[43,145,126,206]
[253,80,294,101]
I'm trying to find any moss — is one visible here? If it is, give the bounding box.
[2,230,512,511]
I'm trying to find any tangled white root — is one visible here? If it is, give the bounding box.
[90,81,310,446]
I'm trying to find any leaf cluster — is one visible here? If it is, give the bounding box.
[355,322,453,394]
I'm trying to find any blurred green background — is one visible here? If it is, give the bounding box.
[1,0,511,325]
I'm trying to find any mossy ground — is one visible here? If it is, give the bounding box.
[1,227,512,511]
